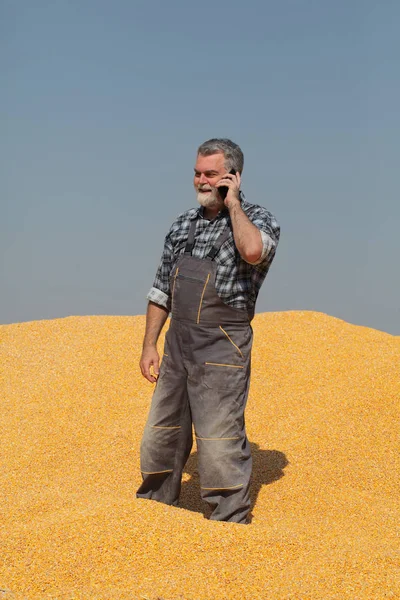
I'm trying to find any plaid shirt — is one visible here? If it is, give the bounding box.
[147,194,280,313]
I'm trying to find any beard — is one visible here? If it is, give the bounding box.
[196,187,223,210]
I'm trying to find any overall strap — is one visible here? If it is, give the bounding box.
[184,218,198,255]
[206,225,231,260]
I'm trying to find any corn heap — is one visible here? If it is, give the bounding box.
[1,311,399,599]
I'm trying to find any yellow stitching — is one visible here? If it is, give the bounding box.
[205,362,244,369]
[171,267,179,303]
[196,436,240,440]
[151,426,181,429]
[197,273,210,324]
[219,326,244,358]
[141,469,173,474]
[200,484,244,490]
[163,353,169,357]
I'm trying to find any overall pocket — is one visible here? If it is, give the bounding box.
[203,361,247,390]
[202,324,250,390]
[219,325,244,358]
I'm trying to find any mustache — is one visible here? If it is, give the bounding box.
[197,186,212,192]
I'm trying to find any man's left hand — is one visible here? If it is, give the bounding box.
[216,171,241,209]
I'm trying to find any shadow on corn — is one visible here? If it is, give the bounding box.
[179,443,288,520]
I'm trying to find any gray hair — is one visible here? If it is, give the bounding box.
[197,138,244,174]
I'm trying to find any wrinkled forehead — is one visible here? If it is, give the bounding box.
[195,152,226,173]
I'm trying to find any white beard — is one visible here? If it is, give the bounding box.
[196,188,223,210]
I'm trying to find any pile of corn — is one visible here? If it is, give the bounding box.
[1,311,399,599]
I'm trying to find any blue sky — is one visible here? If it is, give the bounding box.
[1,0,399,334]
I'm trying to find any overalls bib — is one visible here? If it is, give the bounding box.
[137,216,254,523]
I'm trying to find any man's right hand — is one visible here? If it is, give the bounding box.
[140,345,160,383]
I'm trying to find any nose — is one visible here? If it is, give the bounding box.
[199,173,208,184]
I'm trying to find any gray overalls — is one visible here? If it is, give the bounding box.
[137,215,254,523]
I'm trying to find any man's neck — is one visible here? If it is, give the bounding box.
[203,202,225,221]
[203,207,218,221]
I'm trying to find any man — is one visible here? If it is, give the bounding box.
[137,138,280,524]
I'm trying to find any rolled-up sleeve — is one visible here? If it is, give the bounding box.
[146,231,174,311]
[146,287,170,310]
[248,211,280,266]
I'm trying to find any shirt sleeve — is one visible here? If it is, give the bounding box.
[146,287,170,310]
[245,230,275,265]
[146,230,174,311]
[247,209,280,266]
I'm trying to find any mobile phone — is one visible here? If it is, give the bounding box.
[218,168,236,200]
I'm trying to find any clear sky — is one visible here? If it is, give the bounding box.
[1,0,399,334]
